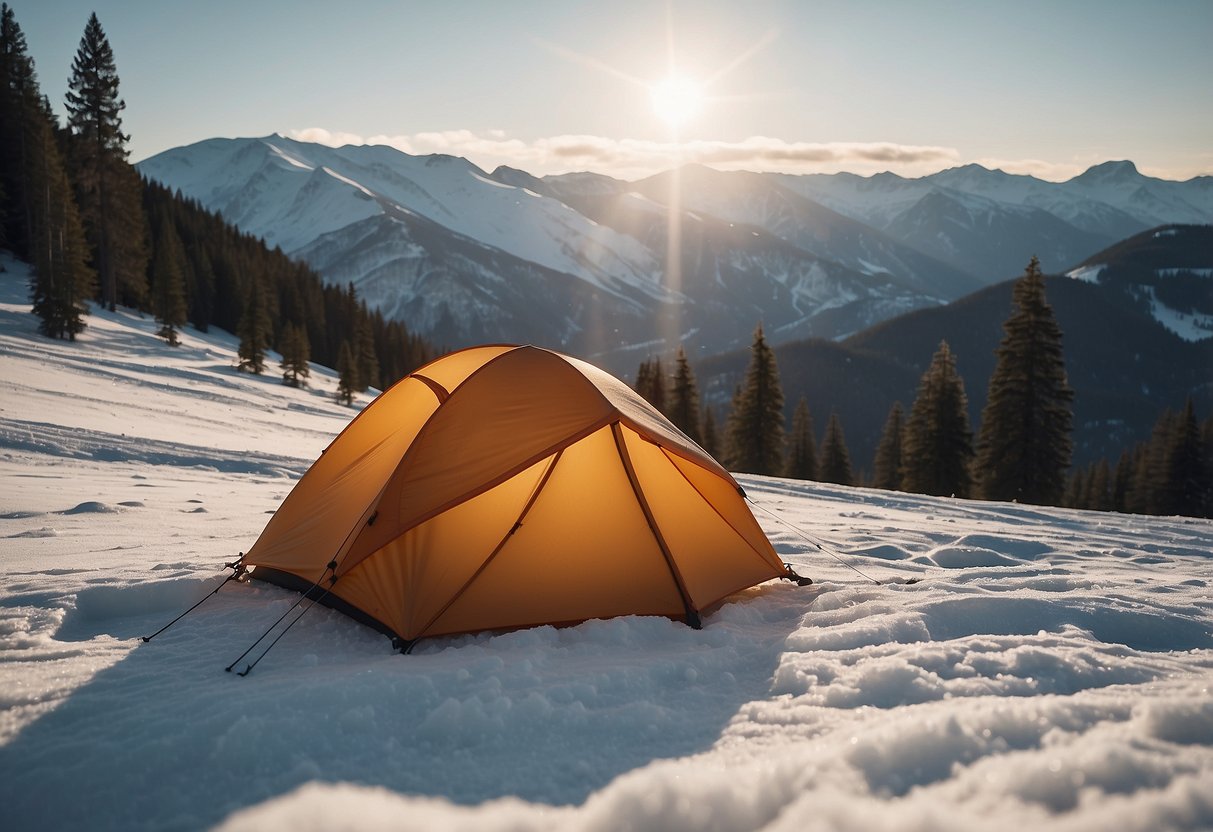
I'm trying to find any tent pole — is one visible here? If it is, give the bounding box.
[611,423,701,629]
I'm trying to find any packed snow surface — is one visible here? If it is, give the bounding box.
[0,255,1211,831]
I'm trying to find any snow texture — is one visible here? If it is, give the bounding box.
[0,255,1211,832]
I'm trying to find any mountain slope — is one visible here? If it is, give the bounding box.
[2,252,1211,832]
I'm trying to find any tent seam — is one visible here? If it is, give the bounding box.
[611,423,700,625]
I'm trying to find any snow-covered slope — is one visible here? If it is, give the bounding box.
[1,256,1211,831]
[141,136,666,302]
[1064,224,1213,342]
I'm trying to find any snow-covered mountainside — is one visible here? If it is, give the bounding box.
[143,136,955,369]
[139,138,1212,368]
[1065,224,1213,342]
[782,162,1213,280]
[2,255,1212,832]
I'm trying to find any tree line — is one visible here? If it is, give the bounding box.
[634,257,1212,519]
[0,6,429,400]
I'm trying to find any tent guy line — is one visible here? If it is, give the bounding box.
[745,496,921,586]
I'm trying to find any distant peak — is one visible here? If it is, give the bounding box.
[1076,160,1140,180]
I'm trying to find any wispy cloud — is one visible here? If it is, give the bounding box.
[288,127,962,179]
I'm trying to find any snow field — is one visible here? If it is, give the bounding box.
[1,256,1211,831]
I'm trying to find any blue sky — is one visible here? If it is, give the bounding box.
[17,0,1213,180]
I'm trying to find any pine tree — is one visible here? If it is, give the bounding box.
[872,402,906,491]
[667,347,702,443]
[279,323,310,388]
[1159,399,1208,517]
[818,412,854,486]
[700,407,720,460]
[902,341,974,497]
[355,315,379,391]
[1087,459,1112,512]
[1112,449,1134,513]
[150,214,187,345]
[335,340,358,405]
[1128,409,1176,514]
[783,397,817,480]
[0,2,36,256]
[1,7,94,338]
[64,12,147,310]
[975,257,1074,505]
[725,324,785,475]
[634,356,668,415]
[237,274,271,373]
[28,108,94,340]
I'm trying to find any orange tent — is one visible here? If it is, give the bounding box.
[245,345,800,650]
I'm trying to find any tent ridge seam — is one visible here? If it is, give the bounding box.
[612,423,701,628]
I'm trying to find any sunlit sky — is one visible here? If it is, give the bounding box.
[18,0,1213,181]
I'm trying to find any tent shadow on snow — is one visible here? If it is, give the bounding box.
[0,578,814,832]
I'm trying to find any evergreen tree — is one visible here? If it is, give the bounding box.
[700,407,720,460]
[634,356,668,415]
[818,412,854,486]
[975,257,1074,505]
[902,341,974,497]
[1087,459,1112,512]
[279,323,310,388]
[1159,399,1208,517]
[64,12,147,310]
[725,324,785,475]
[1128,409,1176,514]
[355,316,379,391]
[237,274,271,373]
[872,402,906,491]
[783,397,817,480]
[335,340,358,405]
[1112,449,1134,513]
[1,7,94,338]
[28,110,94,340]
[0,2,36,256]
[667,347,701,443]
[150,214,187,345]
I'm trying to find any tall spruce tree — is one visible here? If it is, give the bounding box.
[0,2,36,256]
[872,401,906,491]
[28,107,94,340]
[279,323,310,388]
[1160,399,1208,517]
[1,7,94,338]
[700,407,720,460]
[634,356,668,415]
[902,341,974,497]
[818,412,854,486]
[335,340,358,405]
[236,274,271,373]
[975,257,1073,505]
[64,12,147,310]
[783,397,817,480]
[725,324,784,475]
[667,347,702,443]
[355,316,379,391]
[150,214,187,345]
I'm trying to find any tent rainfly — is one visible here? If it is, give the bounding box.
[245,344,805,651]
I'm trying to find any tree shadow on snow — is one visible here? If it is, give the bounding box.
[0,578,812,832]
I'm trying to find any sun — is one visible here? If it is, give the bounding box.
[649,74,705,128]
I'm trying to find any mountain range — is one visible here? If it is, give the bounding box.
[139,136,1213,373]
[698,225,1213,470]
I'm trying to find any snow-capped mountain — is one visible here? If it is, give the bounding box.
[782,162,1212,281]
[139,136,959,368]
[139,137,1212,368]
